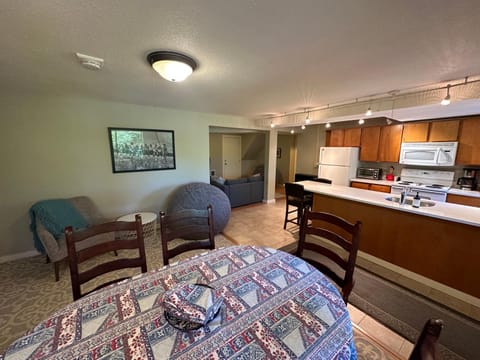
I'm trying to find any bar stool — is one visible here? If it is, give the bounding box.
[283,183,313,229]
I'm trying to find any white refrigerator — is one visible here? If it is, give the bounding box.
[318,147,359,186]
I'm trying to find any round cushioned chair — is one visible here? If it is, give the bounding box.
[167,182,231,234]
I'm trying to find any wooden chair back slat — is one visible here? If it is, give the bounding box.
[297,208,361,303]
[65,214,147,301]
[159,204,215,265]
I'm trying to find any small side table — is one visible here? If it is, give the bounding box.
[117,212,157,241]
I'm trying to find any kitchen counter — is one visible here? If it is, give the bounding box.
[299,180,480,299]
[448,188,480,198]
[350,178,397,186]
[351,178,480,199]
[301,180,480,227]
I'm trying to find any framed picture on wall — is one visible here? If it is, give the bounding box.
[108,127,176,173]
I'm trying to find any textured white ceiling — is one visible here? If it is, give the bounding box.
[1,0,480,122]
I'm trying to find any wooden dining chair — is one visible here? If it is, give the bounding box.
[159,204,215,265]
[283,182,313,229]
[65,214,147,300]
[409,319,444,360]
[297,208,361,303]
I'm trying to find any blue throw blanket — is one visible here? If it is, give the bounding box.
[29,199,89,254]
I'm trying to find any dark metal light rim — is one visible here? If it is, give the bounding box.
[147,51,197,71]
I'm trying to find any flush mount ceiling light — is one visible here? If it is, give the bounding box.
[365,106,372,116]
[358,119,365,125]
[325,122,331,128]
[290,129,295,134]
[147,51,197,82]
[441,84,451,105]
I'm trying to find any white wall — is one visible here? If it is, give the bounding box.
[0,94,255,258]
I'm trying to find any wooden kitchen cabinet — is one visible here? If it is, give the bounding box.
[378,124,403,162]
[446,194,480,207]
[350,181,391,193]
[343,128,361,147]
[326,128,361,147]
[428,120,459,141]
[456,116,480,165]
[327,129,344,146]
[360,126,381,161]
[351,181,370,190]
[360,125,402,162]
[370,184,392,193]
[402,122,429,142]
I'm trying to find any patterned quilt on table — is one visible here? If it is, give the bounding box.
[1,245,356,360]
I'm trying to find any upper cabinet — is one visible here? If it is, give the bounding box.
[326,128,361,147]
[360,125,402,162]
[378,124,403,162]
[402,120,459,142]
[428,120,459,141]
[359,126,381,161]
[402,122,429,142]
[457,116,480,165]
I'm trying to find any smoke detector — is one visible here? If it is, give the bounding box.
[75,52,104,70]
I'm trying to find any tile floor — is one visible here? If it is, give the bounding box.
[222,195,414,359]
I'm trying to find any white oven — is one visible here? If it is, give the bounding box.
[399,142,458,167]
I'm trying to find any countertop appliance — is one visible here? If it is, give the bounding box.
[399,141,458,167]
[318,147,359,186]
[457,168,478,190]
[390,168,454,202]
[357,167,382,180]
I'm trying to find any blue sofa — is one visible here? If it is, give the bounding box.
[210,175,264,207]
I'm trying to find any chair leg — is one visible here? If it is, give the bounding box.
[54,262,60,282]
[283,204,289,229]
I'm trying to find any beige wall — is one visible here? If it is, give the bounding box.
[277,135,294,184]
[295,125,327,175]
[0,95,256,259]
[209,133,223,176]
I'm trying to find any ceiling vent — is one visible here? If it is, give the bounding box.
[75,52,104,70]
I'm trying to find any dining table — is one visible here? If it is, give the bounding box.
[0,245,357,359]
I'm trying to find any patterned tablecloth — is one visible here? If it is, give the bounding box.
[1,246,356,359]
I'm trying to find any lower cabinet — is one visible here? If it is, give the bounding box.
[446,194,480,207]
[351,181,391,193]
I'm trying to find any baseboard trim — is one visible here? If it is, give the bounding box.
[0,250,40,263]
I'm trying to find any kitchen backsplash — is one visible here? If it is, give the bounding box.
[357,161,478,188]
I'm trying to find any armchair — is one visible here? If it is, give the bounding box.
[30,196,110,281]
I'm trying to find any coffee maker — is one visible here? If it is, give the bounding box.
[457,168,478,190]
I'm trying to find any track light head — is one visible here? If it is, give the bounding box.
[441,85,451,106]
[365,107,372,116]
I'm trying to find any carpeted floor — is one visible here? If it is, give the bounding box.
[0,233,394,359]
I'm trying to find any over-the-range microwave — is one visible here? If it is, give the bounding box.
[399,141,458,167]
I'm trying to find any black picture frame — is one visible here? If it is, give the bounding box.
[108,127,176,173]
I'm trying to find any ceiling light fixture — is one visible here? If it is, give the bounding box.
[301,124,306,130]
[365,106,372,116]
[325,123,331,128]
[358,119,365,125]
[441,84,451,105]
[270,122,275,128]
[147,51,197,82]
[290,129,295,134]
